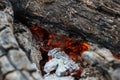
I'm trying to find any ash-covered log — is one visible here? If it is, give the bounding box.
[0,0,42,80]
[82,44,120,80]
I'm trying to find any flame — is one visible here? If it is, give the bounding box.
[30,26,90,61]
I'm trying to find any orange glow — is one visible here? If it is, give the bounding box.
[30,26,120,77]
[30,26,90,76]
[30,26,90,61]
[30,26,49,42]
[111,50,120,60]
[113,54,120,60]
[30,26,120,61]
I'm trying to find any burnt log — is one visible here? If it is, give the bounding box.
[9,0,120,54]
[0,0,42,80]
[82,46,120,80]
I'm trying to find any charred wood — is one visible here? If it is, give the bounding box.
[0,0,120,80]
[9,0,120,54]
[0,0,42,80]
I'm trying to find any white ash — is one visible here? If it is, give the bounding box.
[14,23,42,70]
[48,48,69,59]
[111,69,120,80]
[80,66,106,80]
[31,63,39,72]
[81,44,114,69]
[82,44,115,65]
[79,77,100,80]
[81,43,120,80]
[0,1,43,79]
[44,58,59,74]
[44,48,80,76]
[44,73,74,80]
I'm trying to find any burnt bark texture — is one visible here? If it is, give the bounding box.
[0,0,42,80]
[9,0,120,54]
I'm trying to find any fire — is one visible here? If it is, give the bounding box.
[30,26,90,61]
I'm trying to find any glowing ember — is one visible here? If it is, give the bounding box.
[111,50,120,60]
[30,26,90,77]
[113,54,120,60]
[30,26,90,61]
[30,26,120,78]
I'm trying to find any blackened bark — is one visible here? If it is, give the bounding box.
[9,0,120,54]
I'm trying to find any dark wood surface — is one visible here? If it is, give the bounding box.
[9,0,120,54]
